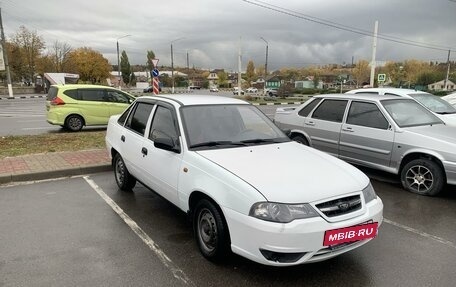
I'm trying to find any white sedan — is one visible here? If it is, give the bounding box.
[105,95,383,266]
[442,92,456,107]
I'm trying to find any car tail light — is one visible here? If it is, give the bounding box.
[51,97,65,105]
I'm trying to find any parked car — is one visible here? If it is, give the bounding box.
[46,84,134,131]
[233,87,245,95]
[246,87,258,93]
[209,87,219,92]
[346,88,456,126]
[265,88,278,97]
[189,85,201,90]
[275,93,456,196]
[143,86,161,93]
[442,92,456,107]
[106,95,383,266]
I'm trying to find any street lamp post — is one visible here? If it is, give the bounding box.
[170,37,184,93]
[116,34,131,89]
[260,37,268,93]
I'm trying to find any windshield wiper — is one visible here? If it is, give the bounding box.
[190,141,246,149]
[240,138,283,144]
[436,111,456,115]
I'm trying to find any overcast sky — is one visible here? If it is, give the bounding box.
[2,0,456,72]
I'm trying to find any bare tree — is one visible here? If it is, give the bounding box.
[52,40,72,72]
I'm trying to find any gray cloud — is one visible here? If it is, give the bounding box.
[2,0,455,71]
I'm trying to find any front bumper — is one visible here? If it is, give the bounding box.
[223,197,383,266]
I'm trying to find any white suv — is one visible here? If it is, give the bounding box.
[346,88,456,126]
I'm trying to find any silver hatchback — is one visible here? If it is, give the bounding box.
[274,94,456,196]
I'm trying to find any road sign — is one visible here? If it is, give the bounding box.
[152,58,159,67]
[152,69,159,77]
[378,74,386,82]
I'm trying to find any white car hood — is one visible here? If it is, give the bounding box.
[197,142,369,203]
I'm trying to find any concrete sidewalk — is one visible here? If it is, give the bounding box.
[0,149,111,184]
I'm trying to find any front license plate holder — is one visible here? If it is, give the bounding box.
[323,222,378,246]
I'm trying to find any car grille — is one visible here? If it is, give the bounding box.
[316,195,361,217]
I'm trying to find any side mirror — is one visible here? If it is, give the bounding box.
[154,136,180,153]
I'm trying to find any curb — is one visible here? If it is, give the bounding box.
[252,102,304,106]
[0,95,45,100]
[0,163,112,185]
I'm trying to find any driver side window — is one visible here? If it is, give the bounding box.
[149,106,179,143]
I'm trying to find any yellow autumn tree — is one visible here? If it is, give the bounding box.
[67,47,112,84]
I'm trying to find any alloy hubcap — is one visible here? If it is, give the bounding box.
[405,165,433,193]
[115,159,125,184]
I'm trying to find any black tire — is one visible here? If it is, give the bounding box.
[113,153,136,191]
[193,199,230,262]
[291,134,309,146]
[400,158,444,196]
[65,115,84,132]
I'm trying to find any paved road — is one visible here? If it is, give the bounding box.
[1,171,455,286]
[0,95,296,136]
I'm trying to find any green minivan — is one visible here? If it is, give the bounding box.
[46,84,135,131]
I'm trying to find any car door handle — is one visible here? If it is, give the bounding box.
[141,147,148,156]
[121,135,125,142]
[342,127,354,132]
[305,121,315,126]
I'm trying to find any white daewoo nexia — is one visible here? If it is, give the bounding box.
[105,95,383,266]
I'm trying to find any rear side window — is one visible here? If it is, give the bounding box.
[298,98,322,117]
[125,102,154,135]
[117,105,132,126]
[347,101,389,129]
[46,87,58,101]
[63,89,79,100]
[79,89,105,102]
[312,99,348,123]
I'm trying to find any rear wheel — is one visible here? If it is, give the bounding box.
[194,199,230,262]
[65,115,84,132]
[291,134,309,146]
[114,153,136,191]
[400,158,444,196]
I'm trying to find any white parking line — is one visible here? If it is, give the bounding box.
[21,127,54,130]
[384,218,456,250]
[83,176,194,286]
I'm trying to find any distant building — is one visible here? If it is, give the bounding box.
[428,79,455,91]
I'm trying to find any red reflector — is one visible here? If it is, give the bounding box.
[51,97,65,105]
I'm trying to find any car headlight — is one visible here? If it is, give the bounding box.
[362,182,377,203]
[249,202,319,223]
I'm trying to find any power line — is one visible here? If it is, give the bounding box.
[242,0,455,52]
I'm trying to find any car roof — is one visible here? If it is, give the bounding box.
[312,93,406,102]
[136,94,249,106]
[51,84,120,90]
[346,87,430,96]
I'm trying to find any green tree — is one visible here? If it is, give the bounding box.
[217,71,228,87]
[246,60,256,84]
[120,50,131,85]
[10,26,45,81]
[68,47,111,84]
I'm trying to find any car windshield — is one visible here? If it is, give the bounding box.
[381,99,443,127]
[181,104,289,149]
[409,93,456,114]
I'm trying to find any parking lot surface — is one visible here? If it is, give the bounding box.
[1,171,455,286]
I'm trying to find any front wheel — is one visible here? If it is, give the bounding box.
[113,153,136,191]
[194,199,230,262]
[400,158,444,196]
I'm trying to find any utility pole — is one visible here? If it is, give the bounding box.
[0,8,13,98]
[369,20,378,88]
[260,37,268,93]
[238,37,242,95]
[443,50,451,91]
